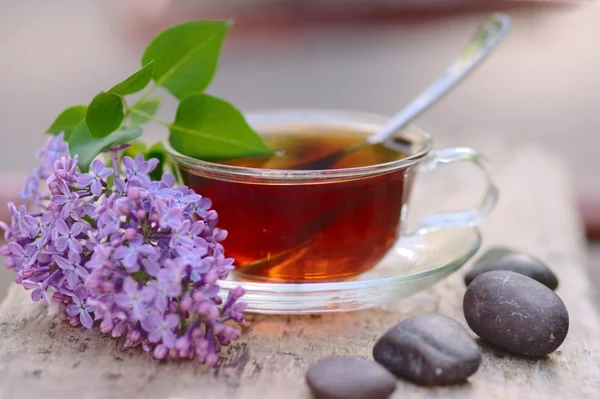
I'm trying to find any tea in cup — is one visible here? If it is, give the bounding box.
[167,110,497,283]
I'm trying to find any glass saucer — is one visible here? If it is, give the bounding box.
[217,226,481,314]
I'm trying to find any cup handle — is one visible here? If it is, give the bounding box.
[413,147,499,234]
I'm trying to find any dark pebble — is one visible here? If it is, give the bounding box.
[465,247,558,290]
[372,314,481,386]
[464,270,569,357]
[306,356,396,399]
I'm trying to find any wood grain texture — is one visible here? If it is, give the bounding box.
[1,141,599,399]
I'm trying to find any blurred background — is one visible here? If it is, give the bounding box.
[0,0,599,299]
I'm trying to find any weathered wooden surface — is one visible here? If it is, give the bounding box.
[1,142,599,399]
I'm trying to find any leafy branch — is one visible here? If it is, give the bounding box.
[45,20,274,173]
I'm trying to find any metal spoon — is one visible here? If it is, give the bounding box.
[288,13,512,171]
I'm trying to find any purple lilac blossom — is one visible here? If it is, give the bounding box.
[1,134,245,364]
[77,159,113,196]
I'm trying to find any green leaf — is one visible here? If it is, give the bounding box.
[130,98,161,125]
[109,61,155,96]
[146,142,167,181]
[46,105,87,139]
[169,93,274,160]
[141,20,229,100]
[69,123,142,172]
[86,91,125,139]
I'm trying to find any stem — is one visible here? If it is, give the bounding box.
[128,107,171,128]
[127,107,183,185]
[111,148,120,178]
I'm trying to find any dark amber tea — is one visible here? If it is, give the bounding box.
[180,131,417,283]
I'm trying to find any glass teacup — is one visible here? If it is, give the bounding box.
[165,110,497,283]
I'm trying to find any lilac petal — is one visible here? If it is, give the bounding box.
[68,250,81,264]
[31,289,43,302]
[24,246,38,260]
[113,246,129,259]
[50,195,67,207]
[156,268,172,282]
[125,261,140,273]
[198,197,212,210]
[146,158,159,172]
[8,242,24,256]
[59,204,72,219]
[213,229,228,242]
[53,255,72,270]
[80,311,94,329]
[77,174,95,187]
[75,266,89,280]
[83,203,96,217]
[203,284,220,298]
[21,280,38,290]
[112,320,127,338]
[28,226,40,239]
[147,313,162,328]
[122,277,137,293]
[166,314,180,329]
[190,221,205,235]
[162,331,177,349]
[177,220,191,233]
[55,220,69,236]
[57,180,71,194]
[69,240,83,255]
[139,245,157,257]
[66,303,80,317]
[166,284,182,298]
[173,235,194,249]
[66,271,79,288]
[98,167,112,179]
[181,194,202,204]
[132,174,151,186]
[54,237,68,252]
[193,260,211,275]
[91,159,104,175]
[141,316,156,332]
[114,293,130,308]
[140,287,155,302]
[154,344,168,360]
[114,178,126,193]
[161,174,175,187]
[194,243,209,258]
[148,329,162,343]
[91,180,103,196]
[70,223,83,236]
[122,156,135,170]
[85,258,104,269]
[132,302,146,321]
[122,253,138,269]
[136,162,151,174]
[142,258,160,277]
[157,188,177,197]
[41,212,54,224]
[154,296,167,313]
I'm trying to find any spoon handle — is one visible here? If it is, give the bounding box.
[366,13,511,145]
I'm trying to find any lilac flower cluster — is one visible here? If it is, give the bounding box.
[1,134,246,364]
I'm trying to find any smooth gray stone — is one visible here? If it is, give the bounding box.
[372,314,481,386]
[465,247,559,290]
[464,270,569,357]
[305,356,396,399]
